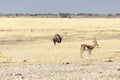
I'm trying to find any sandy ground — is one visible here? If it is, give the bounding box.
[0,62,120,80]
[0,18,120,80]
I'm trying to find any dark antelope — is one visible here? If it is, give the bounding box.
[52,34,62,45]
[80,38,99,58]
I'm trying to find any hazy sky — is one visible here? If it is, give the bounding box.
[0,0,120,14]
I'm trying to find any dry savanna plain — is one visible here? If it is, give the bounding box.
[0,18,120,80]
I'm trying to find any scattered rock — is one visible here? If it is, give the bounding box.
[63,62,70,65]
[106,59,113,62]
[66,62,70,64]
[21,76,25,79]
[9,73,13,76]
[117,69,120,71]
[99,72,102,73]
[23,60,27,63]
[15,73,22,76]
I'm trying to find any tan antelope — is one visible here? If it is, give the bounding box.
[80,38,99,58]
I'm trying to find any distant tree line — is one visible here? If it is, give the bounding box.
[0,13,120,18]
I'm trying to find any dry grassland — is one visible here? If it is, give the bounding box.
[0,18,120,80]
[0,18,120,63]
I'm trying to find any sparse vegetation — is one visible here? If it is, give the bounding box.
[0,17,119,79]
[0,13,120,18]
